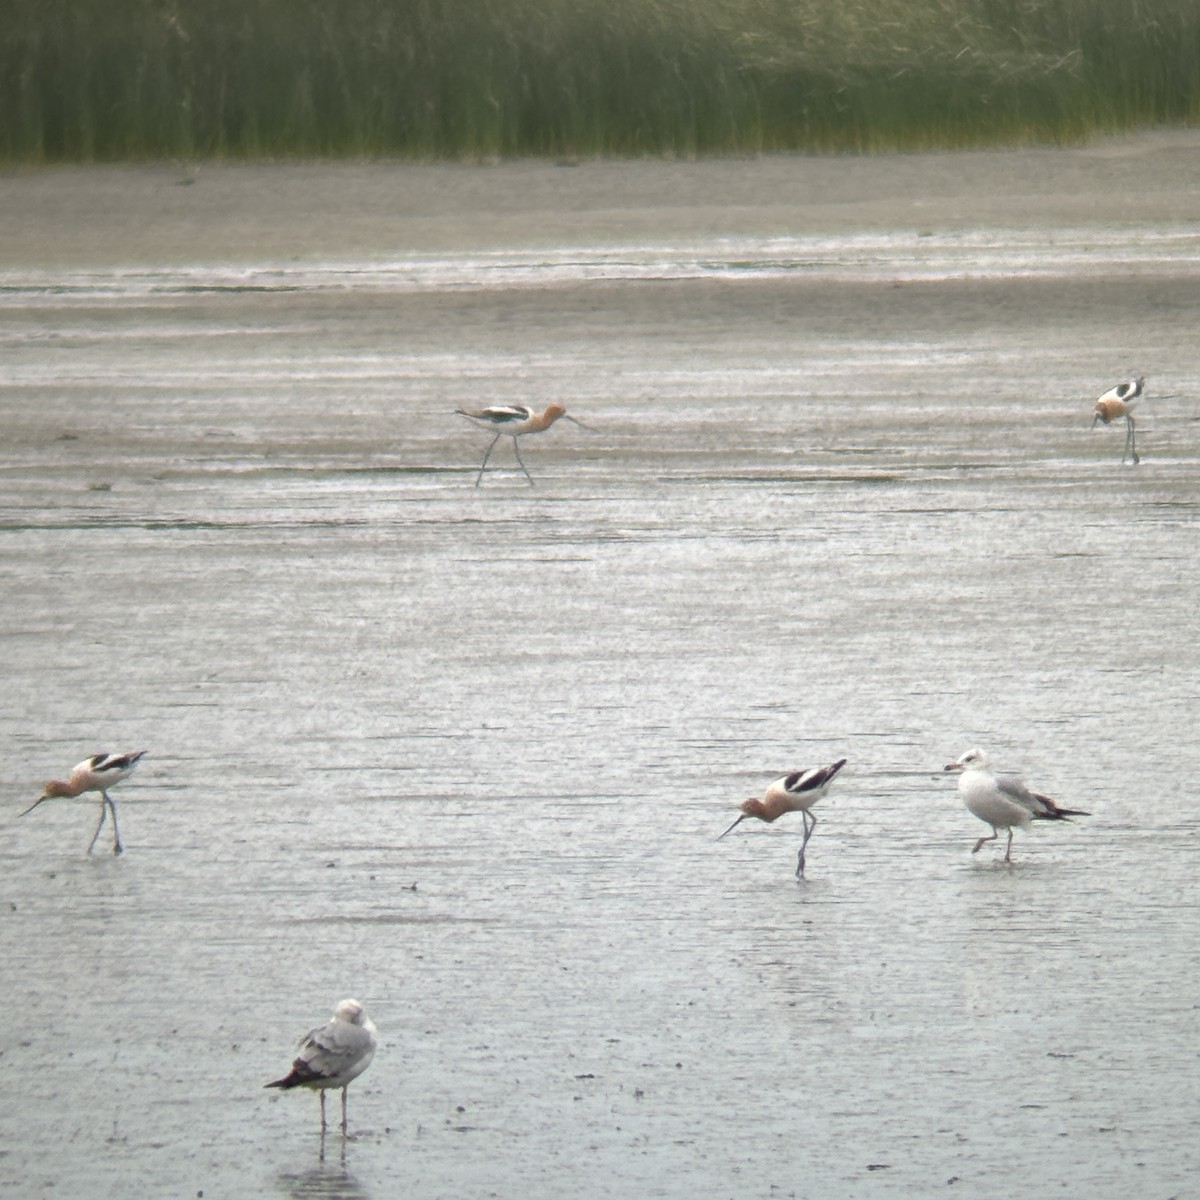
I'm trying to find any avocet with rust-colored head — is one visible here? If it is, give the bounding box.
[719,758,847,879]
[456,402,592,486]
[1092,376,1144,464]
[21,750,146,855]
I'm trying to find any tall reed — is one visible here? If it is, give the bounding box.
[2,0,1198,160]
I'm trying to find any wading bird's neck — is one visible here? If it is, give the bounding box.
[535,405,567,432]
[740,798,773,822]
[43,778,81,798]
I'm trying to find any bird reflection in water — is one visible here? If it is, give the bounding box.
[276,1139,371,1200]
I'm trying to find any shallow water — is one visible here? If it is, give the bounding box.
[2,139,1199,1199]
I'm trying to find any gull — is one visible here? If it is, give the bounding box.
[21,751,146,855]
[266,999,377,1133]
[943,747,1089,862]
[719,758,847,878]
[1092,376,1144,464]
[455,403,591,486]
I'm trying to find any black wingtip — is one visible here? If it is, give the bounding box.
[1032,802,1091,821]
[264,1073,302,1090]
[265,1061,320,1090]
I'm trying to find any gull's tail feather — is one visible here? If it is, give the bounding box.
[265,1063,321,1090]
[1031,793,1090,821]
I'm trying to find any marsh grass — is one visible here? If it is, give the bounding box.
[3,0,1199,161]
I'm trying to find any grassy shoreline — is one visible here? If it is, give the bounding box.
[3,0,1199,161]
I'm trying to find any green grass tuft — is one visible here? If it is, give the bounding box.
[2,0,1199,161]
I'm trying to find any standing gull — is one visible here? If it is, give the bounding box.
[21,751,146,855]
[266,999,377,1133]
[455,402,591,486]
[719,758,847,878]
[943,748,1089,863]
[1091,375,1144,464]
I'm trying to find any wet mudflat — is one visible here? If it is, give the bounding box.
[2,135,1199,1199]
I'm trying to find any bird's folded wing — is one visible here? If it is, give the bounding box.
[295,1022,374,1079]
[784,761,841,792]
[994,772,1044,814]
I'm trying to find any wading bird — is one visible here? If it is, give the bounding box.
[21,750,146,855]
[719,758,847,878]
[1091,376,1144,464]
[456,403,590,486]
[943,747,1089,863]
[266,998,378,1134]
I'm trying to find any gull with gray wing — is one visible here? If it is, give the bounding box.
[943,747,1088,863]
[266,999,377,1133]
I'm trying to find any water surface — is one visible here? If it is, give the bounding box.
[2,137,1199,1199]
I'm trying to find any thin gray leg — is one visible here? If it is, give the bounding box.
[107,795,124,855]
[474,434,502,486]
[1125,416,1139,465]
[87,801,108,855]
[796,812,816,878]
[511,437,534,485]
[341,1087,349,1133]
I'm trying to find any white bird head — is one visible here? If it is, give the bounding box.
[333,998,369,1025]
[944,747,990,773]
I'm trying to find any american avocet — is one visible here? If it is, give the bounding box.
[943,748,1089,863]
[1092,376,1144,464]
[719,758,847,878]
[21,750,146,855]
[455,403,590,486]
[266,999,378,1134]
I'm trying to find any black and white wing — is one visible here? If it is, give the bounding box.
[459,405,534,424]
[88,751,146,773]
[783,758,847,795]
